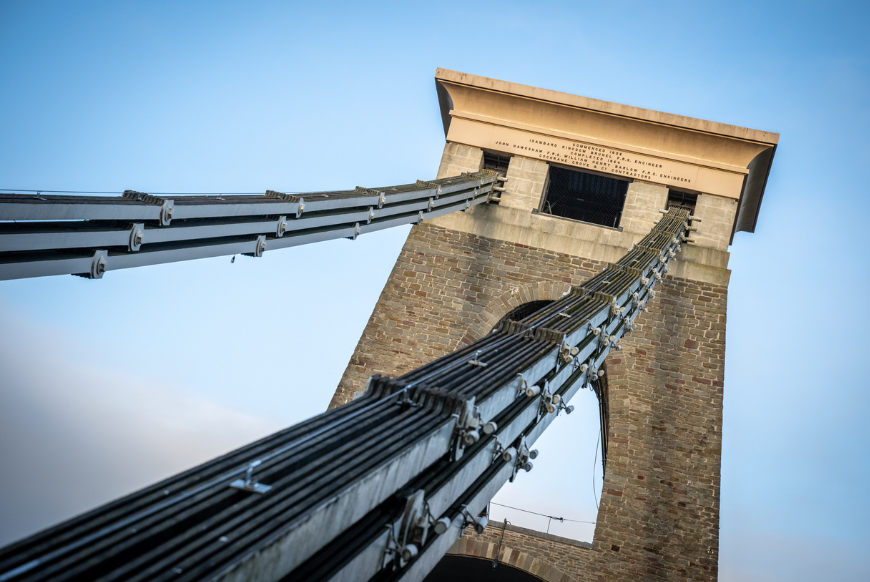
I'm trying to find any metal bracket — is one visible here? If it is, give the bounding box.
[230,460,272,494]
[610,298,624,317]
[460,505,489,534]
[276,216,287,237]
[90,250,108,279]
[391,490,428,567]
[246,235,266,257]
[558,339,579,364]
[556,400,575,416]
[492,441,507,464]
[539,381,559,417]
[453,398,481,461]
[159,200,174,226]
[468,350,488,368]
[396,393,420,410]
[587,366,602,388]
[515,373,529,398]
[510,437,537,482]
[599,329,615,350]
[128,224,144,251]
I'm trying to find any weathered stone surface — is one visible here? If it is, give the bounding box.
[620,181,669,236]
[435,142,483,179]
[328,223,604,409]
[500,155,549,211]
[575,275,726,581]
[446,524,589,582]
[692,194,738,251]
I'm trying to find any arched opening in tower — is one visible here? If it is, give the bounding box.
[496,300,555,325]
[423,556,545,582]
[483,300,607,543]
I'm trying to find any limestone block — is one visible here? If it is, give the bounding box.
[500,155,549,211]
[692,194,737,251]
[619,181,668,235]
[436,142,483,179]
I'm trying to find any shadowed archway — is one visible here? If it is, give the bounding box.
[454,281,573,348]
[424,555,545,581]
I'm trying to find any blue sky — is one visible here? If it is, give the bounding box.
[1,1,868,580]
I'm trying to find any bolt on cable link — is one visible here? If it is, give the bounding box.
[0,209,691,582]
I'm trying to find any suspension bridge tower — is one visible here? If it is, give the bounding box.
[330,69,778,581]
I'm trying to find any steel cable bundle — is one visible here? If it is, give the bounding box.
[0,208,691,582]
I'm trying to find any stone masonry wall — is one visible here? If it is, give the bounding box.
[575,275,726,581]
[443,524,591,582]
[462,522,592,555]
[328,223,605,409]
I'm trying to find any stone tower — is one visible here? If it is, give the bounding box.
[329,70,777,581]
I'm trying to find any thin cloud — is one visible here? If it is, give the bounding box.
[0,310,282,546]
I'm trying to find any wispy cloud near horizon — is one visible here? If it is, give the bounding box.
[0,309,282,546]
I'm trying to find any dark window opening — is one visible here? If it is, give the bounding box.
[666,189,697,216]
[539,166,629,228]
[483,151,511,175]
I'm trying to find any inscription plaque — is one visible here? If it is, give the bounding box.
[446,117,743,194]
